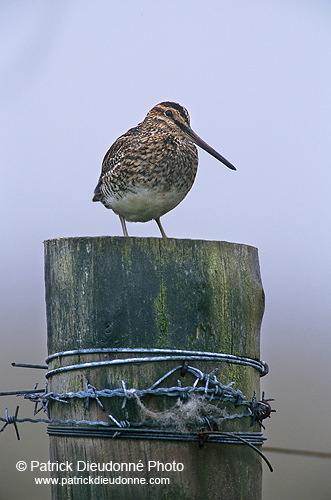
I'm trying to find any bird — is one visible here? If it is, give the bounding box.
[93,101,236,238]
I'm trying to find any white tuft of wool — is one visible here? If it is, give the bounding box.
[135,395,229,432]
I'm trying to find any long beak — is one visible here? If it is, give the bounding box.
[185,127,236,171]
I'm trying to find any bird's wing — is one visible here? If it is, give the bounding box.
[93,126,140,201]
[100,126,139,175]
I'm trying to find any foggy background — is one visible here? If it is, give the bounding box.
[1,2,331,499]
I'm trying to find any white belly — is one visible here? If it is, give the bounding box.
[107,186,187,222]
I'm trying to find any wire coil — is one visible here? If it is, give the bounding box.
[46,348,269,378]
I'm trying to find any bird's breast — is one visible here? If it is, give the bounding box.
[107,185,188,222]
[96,134,198,221]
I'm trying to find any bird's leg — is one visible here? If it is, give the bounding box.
[155,218,167,239]
[119,214,129,237]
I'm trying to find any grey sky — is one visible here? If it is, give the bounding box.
[1,2,331,498]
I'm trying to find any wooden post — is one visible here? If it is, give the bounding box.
[44,237,265,500]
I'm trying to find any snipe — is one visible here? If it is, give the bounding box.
[93,101,236,238]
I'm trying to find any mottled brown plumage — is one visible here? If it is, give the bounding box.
[93,102,236,238]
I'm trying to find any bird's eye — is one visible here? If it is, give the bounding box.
[165,110,173,117]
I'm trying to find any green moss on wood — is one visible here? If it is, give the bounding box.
[153,281,169,347]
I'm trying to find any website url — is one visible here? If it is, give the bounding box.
[35,476,170,486]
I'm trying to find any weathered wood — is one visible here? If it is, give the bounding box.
[45,237,264,356]
[44,237,265,500]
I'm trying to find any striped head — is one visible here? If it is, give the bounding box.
[144,101,236,171]
[145,101,191,137]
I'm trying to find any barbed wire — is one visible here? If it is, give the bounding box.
[11,364,273,422]
[0,406,273,471]
[0,360,275,471]
[1,363,274,433]
[4,354,329,470]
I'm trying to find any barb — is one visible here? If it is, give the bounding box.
[250,391,276,429]
[0,389,45,397]
[12,362,48,370]
[0,407,20,440]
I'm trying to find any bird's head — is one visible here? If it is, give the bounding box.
[145,101,236,171]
